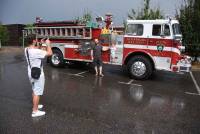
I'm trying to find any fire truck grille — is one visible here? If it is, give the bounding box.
[180,66,191,72]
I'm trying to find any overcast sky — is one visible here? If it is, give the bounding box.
[0,0,183,25]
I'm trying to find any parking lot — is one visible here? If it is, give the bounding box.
[0,47,200,134]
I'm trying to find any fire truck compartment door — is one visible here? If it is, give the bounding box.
[110,35,124,65]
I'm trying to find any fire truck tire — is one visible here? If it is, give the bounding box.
[127,56,153,80]
[50,49,64,67]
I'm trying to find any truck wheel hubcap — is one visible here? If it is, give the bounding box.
[51,54,60,65]
[132,61,146,76]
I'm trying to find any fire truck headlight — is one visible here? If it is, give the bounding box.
[181,56,192,64]
[178,46,185,52]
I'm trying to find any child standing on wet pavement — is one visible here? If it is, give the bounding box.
[91,38,109,77]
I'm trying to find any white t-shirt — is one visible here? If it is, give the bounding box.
[25,48,47,75]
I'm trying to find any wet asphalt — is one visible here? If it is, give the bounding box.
[0,48,200,134]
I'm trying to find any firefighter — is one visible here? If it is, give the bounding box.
[91,38,109,76]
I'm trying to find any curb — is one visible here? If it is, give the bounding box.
[0,47,24,53]
[192,64,200,71]
[192,68,200,71]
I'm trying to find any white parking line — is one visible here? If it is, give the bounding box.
[118,80,142,87]
[185,92,200,96]
[69,74,85,77]
[68,71,89,77]
[128,80,134,84]
[131,83,142,87]
[118,79,134,85]
[75,71,89,75]
[190,71,200,94]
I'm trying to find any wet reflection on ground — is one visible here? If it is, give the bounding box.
[0,49,200,134]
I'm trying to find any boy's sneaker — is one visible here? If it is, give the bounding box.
[38,104,43,109]
[32,110,46,117]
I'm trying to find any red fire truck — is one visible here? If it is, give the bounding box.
[23,14,191,80]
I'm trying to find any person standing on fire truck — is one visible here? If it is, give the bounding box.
[25,34,52,117]
[91,38,109,76]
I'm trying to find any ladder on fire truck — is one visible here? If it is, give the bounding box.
[24,26,92,40]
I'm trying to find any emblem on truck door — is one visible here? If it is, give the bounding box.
[157,45,164,52]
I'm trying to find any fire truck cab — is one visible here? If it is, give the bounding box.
[123,19,191,79]
[23,16,191,80]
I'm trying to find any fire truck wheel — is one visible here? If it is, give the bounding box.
[50,49,64,67]
[127,56,153,80]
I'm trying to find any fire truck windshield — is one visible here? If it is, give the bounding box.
[172,23,181,35]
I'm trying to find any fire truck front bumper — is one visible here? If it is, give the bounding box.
[172,56,192,73]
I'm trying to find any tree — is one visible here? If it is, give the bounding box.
[128,0,164,20]
[0,24,9,46]
[179,0,200,43]
[76,10,93,24]
[176,0,200,60]
[128,9,136,20]
[192,0,200,43]
[25,23,34,28]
